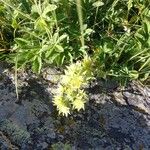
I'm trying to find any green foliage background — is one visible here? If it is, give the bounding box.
[0,0,150,115]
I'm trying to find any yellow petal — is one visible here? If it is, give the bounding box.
[72,98,85,111]
[53,96,70,116]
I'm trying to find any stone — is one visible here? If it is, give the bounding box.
[123,91,150,115]
[0,63,150,149]
[112,91,127,105]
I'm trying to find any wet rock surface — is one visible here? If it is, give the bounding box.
[0,62,150,149]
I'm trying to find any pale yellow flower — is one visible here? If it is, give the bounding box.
[53,96,70,117]
[72,90,87,111]
[82,56,92,69]
[57,85,65,94]
[61,74,71,85]
[72,97,85,111]
[82,56,93,77]
[69,74,83,89]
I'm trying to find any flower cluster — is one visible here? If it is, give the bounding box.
[53,56,94,116]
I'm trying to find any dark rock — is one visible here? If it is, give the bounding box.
[0,64,150,149]
[0,66,56,149]
[0,119,31,146]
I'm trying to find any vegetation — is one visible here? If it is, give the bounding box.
[0,0,150,116]
[53,56,94,116]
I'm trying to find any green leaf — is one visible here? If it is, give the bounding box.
[49,53,59,64]
[103,42,113,53]
[143,19,150,40]
[55,45,64,52]
[32,56,42,74]
[139,57,150,71]
[135,28,145,44]
[58,34,68,42]
[21,0,30,13]
[31,4,37,13]
[129,70,139,79]
[92,1,104,7]
[12,19,19,29]
[60,55,65,65]
[15,38,29,46]
[84,28,94,35]
[35,17,47,30]
[42,4,57,17]
[45,46,53,58]
[141,72,150,81]
[128,0,133,11]
[53,32,59,43]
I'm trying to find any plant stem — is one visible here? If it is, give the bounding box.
[76,0,84,47]
[15,53,19,100]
